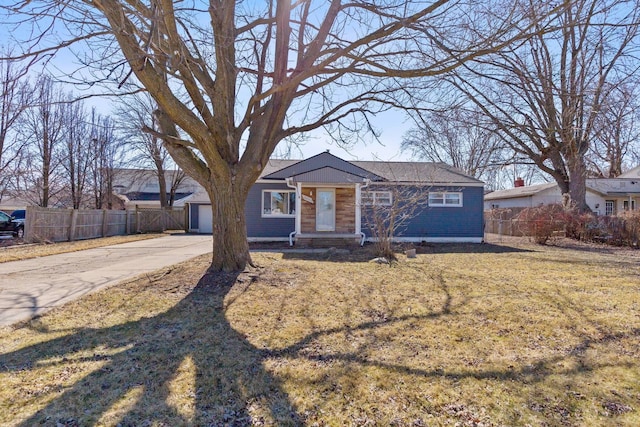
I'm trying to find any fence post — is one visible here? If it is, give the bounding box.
[184,206,189,232]
[24,206,34,243]
[136,205,141,233]
[102,209,108,237]
[69,209,78,242]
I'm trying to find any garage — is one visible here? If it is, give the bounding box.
[197,204,213,233]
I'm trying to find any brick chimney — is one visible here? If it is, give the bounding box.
[514,177,525,187]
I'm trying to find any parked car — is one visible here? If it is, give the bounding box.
[0,210,24,239]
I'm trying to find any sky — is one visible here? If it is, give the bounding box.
[278,109,415,162]
[2,1,424,166]
[2,2,423,164]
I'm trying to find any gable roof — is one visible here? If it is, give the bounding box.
[261,152,482,184]
[485,178,640,201]
[287,166,372,183]
[618,165,640,179]
[263,151,383,181]
[484,183,557,201]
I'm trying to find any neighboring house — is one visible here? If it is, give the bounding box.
[484,174,640,215]
[0,196,30,213]
[185,151,485,245]
[112,168,199,208]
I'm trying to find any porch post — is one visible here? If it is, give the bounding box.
[355,183,361,234]
[296,182,302,234]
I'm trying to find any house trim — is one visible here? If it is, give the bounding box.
[366,236,484,243]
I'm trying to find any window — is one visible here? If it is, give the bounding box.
[362,191,392,206]
[605,200,615,216]
[262,190,296,217]
[429,192,463,207]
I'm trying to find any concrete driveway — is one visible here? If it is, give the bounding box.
[0,234,213,326]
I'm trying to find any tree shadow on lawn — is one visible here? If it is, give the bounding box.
[279,242,532,263]
[2,262,638,425]
[0,272,302,426]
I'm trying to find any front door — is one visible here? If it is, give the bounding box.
[316,189,335,231]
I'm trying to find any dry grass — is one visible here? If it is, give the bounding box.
[0,234,165,263]
[1,240,639,426]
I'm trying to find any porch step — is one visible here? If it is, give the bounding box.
[296,236,360,248]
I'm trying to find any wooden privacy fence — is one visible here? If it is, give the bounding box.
[484,208,566,237]
[24,206,187,243]
[484,218,566,237]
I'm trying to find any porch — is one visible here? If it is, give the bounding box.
[290,185,366,247]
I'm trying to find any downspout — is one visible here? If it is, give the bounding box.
[286,177,298,246]
[358,179,370,246]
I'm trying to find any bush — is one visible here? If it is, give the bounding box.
[516,204,567,244]
[563,209,639,248]
[563,209,598,241]
[607,211,640,247]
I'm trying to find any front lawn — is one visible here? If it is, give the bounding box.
[1,240,639,426]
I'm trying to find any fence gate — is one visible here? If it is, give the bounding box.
[135,207,186,233]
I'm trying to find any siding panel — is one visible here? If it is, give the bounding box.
[246,182,295,238]
[361,186,484,239]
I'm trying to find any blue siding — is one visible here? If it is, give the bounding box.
[362,186,484,239]
[245,182,295,238]
[192,183,483,239]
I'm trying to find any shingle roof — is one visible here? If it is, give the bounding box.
[125,192,194,201]
[484,183,557,200]
[485,178,640,201]
[260,152,482,184]
[260,159,299,177]
[351,161,482,184]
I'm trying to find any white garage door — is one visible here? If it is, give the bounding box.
[198,205,213,233]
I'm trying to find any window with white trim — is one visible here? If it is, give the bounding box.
[262,190,296,216]
[429,191,463,207]
[605,200,615,216]
[362,191,392,206]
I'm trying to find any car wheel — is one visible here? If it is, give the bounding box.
[16,227,24,239]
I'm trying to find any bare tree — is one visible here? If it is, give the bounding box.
[402,107,508,185]
[19,74,65,207]
[0,48,34,203]
[441,0,640,211]
[116,93,187,207]
[588,82,640,177]
[4,1,558,271]
[362,186,429,261]
[88,111,120,209]
[60,98,92,208]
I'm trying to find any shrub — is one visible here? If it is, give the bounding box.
[609,210,640,247]
[563,209,598,241]
[516,204,567,244]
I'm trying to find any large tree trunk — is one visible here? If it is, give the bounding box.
[205,179,253,272]
[566,156,590,212]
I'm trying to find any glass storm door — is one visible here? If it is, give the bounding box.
[316,189,335,231]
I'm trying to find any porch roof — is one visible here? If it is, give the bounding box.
[262,151,384,181]
[289,166,369,184]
